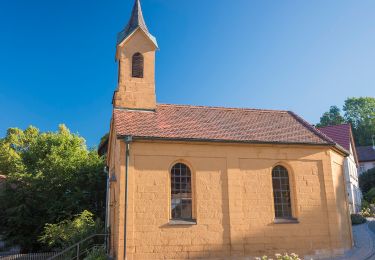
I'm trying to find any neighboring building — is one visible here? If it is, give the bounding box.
[356,145,375,174]
[318,124,361,213]
[106,1,353,259]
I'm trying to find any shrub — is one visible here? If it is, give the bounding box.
[360,207,374,218]
[84,246,107,260]
[255,253,301,260]
[362,200,371,209]
[360,200,375,217]
[365,188,375,203]
[359,168,375,194]
[39,210,102,250]
[351,214,366,225]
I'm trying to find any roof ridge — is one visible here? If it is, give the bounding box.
[317,123,350,129]
[287,111,336,145]
[157,103,289,113]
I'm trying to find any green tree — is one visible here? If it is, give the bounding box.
[359,168,375,195]
[0,125,106,252]
[84,246,107,260]
[364,187,375,203]
[343,97,375,146]
[39,210,101,250]
[99,133,109,147]
[316,106,345,127]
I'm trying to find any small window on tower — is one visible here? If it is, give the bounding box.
[132,52,144,78]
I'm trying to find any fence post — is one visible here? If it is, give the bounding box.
[77,243,80,260]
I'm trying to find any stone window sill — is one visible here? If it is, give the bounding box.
[274,218,299,224]
[169,219,197,225]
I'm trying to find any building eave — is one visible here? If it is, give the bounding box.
[115,135,350,157]
[117,27,158,49]
[117,135,334,147]
[115,27,158,61]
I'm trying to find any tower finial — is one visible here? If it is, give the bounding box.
[117,0,158,47]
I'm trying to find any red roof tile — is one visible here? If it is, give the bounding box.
[317,124,352,151]
[113,104,334,146]
[356,146,375,162]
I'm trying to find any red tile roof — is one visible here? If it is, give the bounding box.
[317,124,352,151]
[356,146,375,162]
[113,104,335,146]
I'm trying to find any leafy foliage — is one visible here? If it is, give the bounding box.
[39,210,101,250]
[360,207,374,218]
[360,200,375,217]
[317,97,375,146]
[351,214,366,225]
[256,253,301,260]
[316,106,345,128]
[84,246,107,260]
[99,133,109,148]
[359,168,375,194]
[343,97,375,146]
[0,125,106,252]
[364,187,375,203]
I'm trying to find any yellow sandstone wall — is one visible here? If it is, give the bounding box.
[108,130,126,259]
[113,29,157,110]
[108,140,352,259]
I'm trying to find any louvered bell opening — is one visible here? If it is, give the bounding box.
[132,52,144,78]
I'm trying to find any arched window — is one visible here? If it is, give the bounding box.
[132,52,144,78]
[272,165,292,218]
[171,163,192,220]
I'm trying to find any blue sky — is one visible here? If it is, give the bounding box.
[0,0,374,147]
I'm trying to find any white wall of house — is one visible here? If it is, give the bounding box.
[344,144,362,213]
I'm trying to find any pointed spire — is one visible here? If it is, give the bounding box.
[126,0,149,34]
[117,0,158,47]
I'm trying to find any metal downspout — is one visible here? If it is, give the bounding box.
[123,136,132,260]
[104,166,109,253]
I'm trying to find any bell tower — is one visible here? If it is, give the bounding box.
[113,0,158,110]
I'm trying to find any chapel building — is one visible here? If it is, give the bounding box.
[106,1,353,259]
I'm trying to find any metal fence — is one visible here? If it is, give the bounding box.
[0,234,107,260]
[46,234,107,260]
[0,252,57,260]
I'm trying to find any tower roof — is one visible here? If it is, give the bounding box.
[117,0,158,47]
